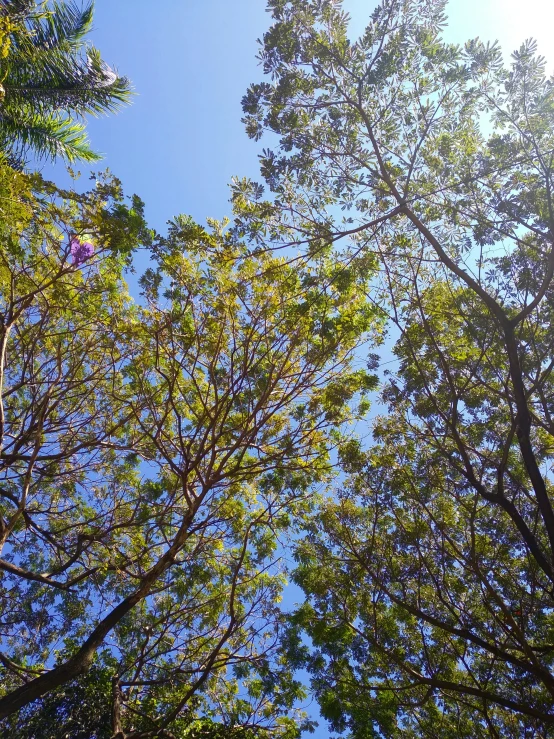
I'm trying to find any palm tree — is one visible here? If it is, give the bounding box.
[0,0,131,166]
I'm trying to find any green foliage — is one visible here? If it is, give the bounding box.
[0,1,131,165]
[0,153,378,736]
[4,661,281,738]
[243,0,554,735]
[2,665,114,738]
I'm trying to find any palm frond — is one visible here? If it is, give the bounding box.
[0,1,131,165]
[9,0,94,56]
[4,1,132,118]
[0,1,37,21]
[47,0,94,44]
[5,1,94,84]
[0,109,101,164]
[4,49,132,116]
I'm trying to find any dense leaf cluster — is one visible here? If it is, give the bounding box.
[0,164,377,736]
[241,0,554,735]
[0,0,131,165]
[2,0,554,736]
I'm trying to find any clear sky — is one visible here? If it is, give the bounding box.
[40,1,553,735]
[41,0,554,236]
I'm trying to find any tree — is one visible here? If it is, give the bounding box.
[0,0,131,165]
[6,661,273,738]
[240,0,554,734]
[0,160,378,737]
[3,665,114,738]
[5,662,273,738]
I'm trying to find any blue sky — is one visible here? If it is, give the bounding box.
[40,1,553,736]
[42,0,554,236]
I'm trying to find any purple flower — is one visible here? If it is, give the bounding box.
[70,236,94,266]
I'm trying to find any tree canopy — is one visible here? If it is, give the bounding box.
[240,0,554,735]
[0,162,378,736]
[2,0,554,736]
[0,0,131,165]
